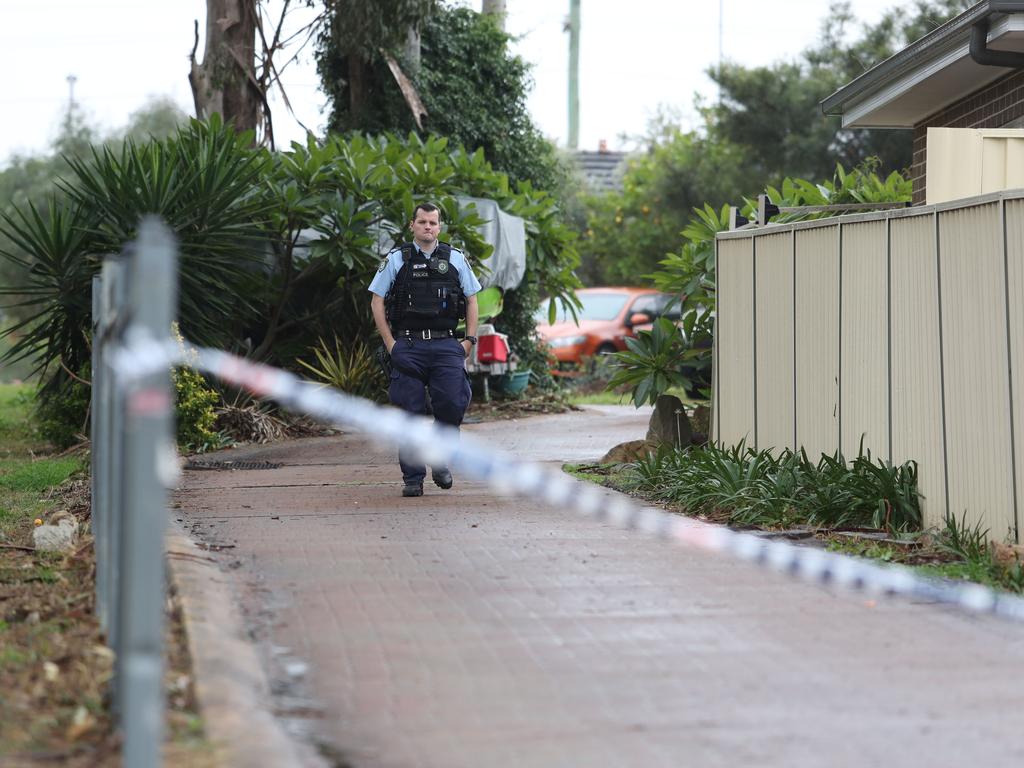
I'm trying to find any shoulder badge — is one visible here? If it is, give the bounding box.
[437,260,449,274]
[377,259,388,273]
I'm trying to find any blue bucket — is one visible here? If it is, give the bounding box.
[490,370,532,395]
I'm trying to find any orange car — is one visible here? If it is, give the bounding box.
[535,287,680,371]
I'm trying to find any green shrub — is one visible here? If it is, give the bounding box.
[297,337,384,401]
[936,511,991,563]
[35,366,90,449]
[174,366,220,451]
[625,442,922,533]
[606,317,709,406]
[2,123,581,415]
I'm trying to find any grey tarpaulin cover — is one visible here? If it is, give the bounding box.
[458,196,527,290]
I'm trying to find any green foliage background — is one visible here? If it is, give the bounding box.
[605,161,912,411]
[317,3,561,190]
[0,122,580,444]
[576,0,968,287]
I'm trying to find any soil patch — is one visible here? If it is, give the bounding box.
[466,391,578,421]
[0,467,212,766]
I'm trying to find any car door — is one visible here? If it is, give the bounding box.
[624,294,661,336]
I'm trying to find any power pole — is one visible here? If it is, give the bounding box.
[718,0,724,105]
[482,0,506,31]
[567,0,580,150]
[65,74,78,132]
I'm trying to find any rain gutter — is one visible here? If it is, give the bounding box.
[821,1,1022,117]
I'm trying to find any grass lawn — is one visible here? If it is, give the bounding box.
[568,390,632,405]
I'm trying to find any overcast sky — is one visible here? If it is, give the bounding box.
[1,0,909,165]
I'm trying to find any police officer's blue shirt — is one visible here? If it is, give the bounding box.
[368,243,482,298]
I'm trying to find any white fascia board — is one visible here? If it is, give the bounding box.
[842,14,1024,128]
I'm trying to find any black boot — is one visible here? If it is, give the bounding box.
[431,467,453,489]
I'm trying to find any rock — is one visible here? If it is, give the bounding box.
[599,439,658,465]
[66,705,96,741]
[646,394,691,447]
[991,542,1024,567]
[32,517,78,552]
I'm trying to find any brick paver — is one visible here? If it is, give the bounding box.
[177,406,1024,767]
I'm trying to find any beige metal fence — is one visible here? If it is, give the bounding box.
[714,190,1024,538]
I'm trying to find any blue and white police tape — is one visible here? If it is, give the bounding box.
[110,333,1024,624]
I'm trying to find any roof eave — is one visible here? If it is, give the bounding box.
[821,1,1001,117]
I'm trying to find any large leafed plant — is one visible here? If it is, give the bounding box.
[0,120,580,443]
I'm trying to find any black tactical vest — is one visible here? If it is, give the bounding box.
[385,242,467,331]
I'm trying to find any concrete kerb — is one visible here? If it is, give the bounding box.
[165,519,313,767]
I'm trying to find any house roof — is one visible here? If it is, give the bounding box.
[821,1,1024,128]
[575,150,627,192]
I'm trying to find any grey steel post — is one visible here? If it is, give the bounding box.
[91,276,108,630]
[567,0,581,149]
[116,218,177,767]
[102,258,126,650]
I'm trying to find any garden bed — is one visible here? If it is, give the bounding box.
[565,443,1024,596]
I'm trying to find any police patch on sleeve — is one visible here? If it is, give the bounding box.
[377,259,388,273]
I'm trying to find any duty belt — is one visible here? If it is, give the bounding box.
[399,328,456,340]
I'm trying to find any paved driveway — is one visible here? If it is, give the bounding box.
[177,405,1024,768]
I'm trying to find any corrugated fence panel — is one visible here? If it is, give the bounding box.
[755,233,795,452]
[840,221,889,461]
[939,203,1016,538]
[1003,200,1024,541]
[795,226,840,459]
[890,215,946,527]
[717,238,755,445]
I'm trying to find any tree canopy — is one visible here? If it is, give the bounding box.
[575,0,971,285]
[706,0,972,182]
[316,2,560,189]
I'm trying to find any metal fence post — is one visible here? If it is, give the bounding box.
[116,218,177,768]
[102,258,126,651]
[90,275,108,630]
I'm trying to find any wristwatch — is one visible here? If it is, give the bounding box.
[465,335,478,345]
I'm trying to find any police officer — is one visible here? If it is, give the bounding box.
[369,202,481,497]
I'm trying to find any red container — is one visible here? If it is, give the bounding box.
[476,334,509,363]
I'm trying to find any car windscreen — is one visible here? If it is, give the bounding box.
[536,293,630,324]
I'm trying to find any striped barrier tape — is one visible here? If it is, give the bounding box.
[111,332,1024,624]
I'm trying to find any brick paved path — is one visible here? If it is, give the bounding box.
[177,406,1024,768]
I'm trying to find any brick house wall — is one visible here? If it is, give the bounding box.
[911,70,1024,204]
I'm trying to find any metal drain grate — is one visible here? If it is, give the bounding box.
[184,460,282,471]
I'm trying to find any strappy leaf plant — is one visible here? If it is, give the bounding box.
[297,336,384,401]
[625,442,922,533]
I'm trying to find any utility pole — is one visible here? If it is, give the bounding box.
[482,0,506,31]
[65,73,78,132]
[567,0,580,150]
[718,0,724,104]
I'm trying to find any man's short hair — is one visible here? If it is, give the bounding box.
[412,202,442,221]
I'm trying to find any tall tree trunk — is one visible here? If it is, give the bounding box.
[348,55,369,123]
[482,0,506,30]
[189,0,259,134]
